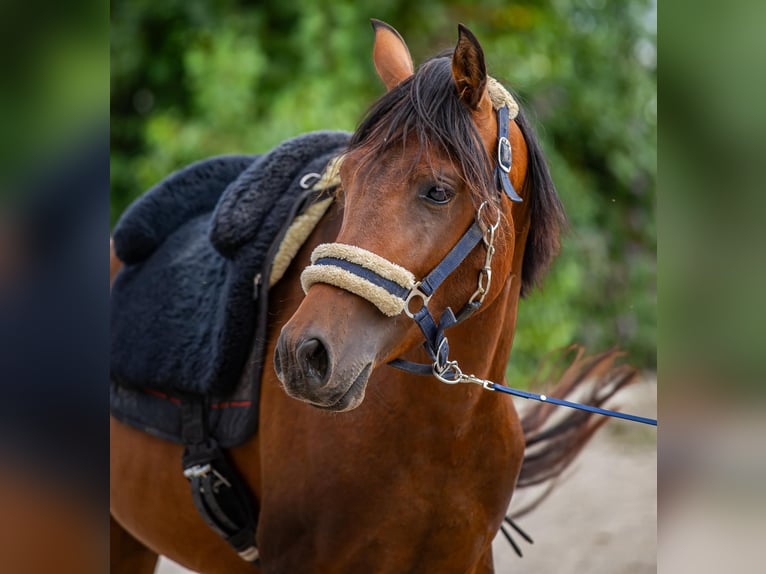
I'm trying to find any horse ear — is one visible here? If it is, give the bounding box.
[451,24,488,110]
[371,19,414,91]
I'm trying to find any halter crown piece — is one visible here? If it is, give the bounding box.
[486,77,523,203]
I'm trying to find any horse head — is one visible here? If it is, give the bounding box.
[274,20,564,411]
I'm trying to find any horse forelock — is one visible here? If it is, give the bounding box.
[347,55,496,219]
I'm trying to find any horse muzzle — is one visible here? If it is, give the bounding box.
[274,330,373,412]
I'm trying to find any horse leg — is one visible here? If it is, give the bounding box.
[110,516,158,574]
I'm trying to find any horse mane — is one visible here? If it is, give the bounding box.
[513,102,567,296]
[348,53,566,295]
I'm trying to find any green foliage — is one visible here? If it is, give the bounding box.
[111,0,656,380]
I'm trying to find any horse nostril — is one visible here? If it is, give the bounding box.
[296,337,330,385]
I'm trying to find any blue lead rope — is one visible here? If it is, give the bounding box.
[489,382,658,426]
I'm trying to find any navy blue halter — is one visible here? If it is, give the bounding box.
[311,105,518,378]
[388,104,519,376]
[307,104,658,426]
[387,220,486,376]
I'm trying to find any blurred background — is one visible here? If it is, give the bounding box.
[3,0,766,572]
[110,0,657,384]
[0,1,108,572]
[111,4,658,573]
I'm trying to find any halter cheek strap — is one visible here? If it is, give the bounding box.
[496,105,523,203]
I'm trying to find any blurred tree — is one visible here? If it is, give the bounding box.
[111,0,656,378]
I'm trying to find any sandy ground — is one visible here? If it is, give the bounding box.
[156,378,657,574]
[492,378,657,573]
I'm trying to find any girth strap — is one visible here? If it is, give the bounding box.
[181,400,260,563]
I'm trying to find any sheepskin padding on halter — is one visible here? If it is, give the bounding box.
[487,76,519,117]
[301,243,417,316]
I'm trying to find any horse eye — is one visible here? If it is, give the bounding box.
[424,185,453,205]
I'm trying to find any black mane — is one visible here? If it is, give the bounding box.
[514,103,567,295]
[349,55,566,295]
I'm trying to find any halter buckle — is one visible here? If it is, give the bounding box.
[497,136,512,174]
[404,282,431,318]
[433,360,462,385]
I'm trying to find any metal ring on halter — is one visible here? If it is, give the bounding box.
[497,136,512,174]
[431,338,460,385]
[432,337,449,372]
[476,201,501,240]
[468,202,501,306]
[299,172,322,189]
[468,270,490,305]
[403,282,431,319]
[433,363,463,385]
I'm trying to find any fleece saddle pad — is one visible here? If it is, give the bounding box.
[110,131,349,446]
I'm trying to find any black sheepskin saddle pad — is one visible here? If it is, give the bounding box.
[110,131,349,446]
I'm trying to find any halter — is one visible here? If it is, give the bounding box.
[300,100,658,427]
[302,100,516,367]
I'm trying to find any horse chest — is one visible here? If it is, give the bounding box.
[256,392,522,573]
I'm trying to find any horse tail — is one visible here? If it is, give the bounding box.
[510,346,639,518]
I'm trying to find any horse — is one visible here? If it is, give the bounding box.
[110,20,635,574]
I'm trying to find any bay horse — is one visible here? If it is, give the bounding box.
[111,20,634,573]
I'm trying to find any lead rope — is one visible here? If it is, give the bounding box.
[406,257,659,422]
[430,361,658,426]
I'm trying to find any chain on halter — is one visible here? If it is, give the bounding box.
[468,202,500,307]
